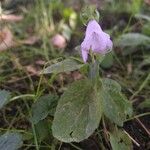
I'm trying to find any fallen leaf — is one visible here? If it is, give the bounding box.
[25,65,39,75]
[35,60,46,66]
[71,71,83,80]
[0,14,23,22]
[0,28,14,51]
[127,63,132,75]
[22,36,40,45]
[144,0,150,6]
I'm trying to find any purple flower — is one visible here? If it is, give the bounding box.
[81,20,113,62]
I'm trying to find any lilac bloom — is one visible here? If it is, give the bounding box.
[81,20,113,62]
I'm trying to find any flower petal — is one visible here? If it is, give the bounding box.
[85,20,102,38]
[80,19,113,62]
[81,48,88,63]
[91,32,112,54]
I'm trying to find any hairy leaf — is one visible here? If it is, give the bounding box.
[52,79,102,142]
[101,78,132,126]
[110,129,132,150]
[135,14,150,21]
[35,120,51,142]
[0,90,11,109]
[0,132,23,150]
[117,33,150,47]
[101,52,114,69]
[43,59,84,74]
[31,94,59,124]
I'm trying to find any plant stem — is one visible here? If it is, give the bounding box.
[10,94,35,102]
[123,14,133,33]
[24,100,39,150]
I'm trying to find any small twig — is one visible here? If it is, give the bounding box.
[6,74,37,84]
[58,142,62,150]
[136,118,150,136]
[69,143,83,150]
[123,130,140,147]
[125,112,150,122]
[102,118,109,138]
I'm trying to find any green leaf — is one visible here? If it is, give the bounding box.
[102,78,121,93]
[52,79,102,142]
[138,99,150,109]
[95,54,105,64]
[110,129,132,150]
[0,90,11,109]
[101,78,132,126]
[117,33,150,48]
[142,22,150,36]
[42,59,84,74]
[62,24,72,41]
[69,11,77,29]
[139,56,150,69]
[31,94,59,124]
[101,52,114,69]
[135,14,150,22]
[0,132,23,150]
[35,120,51,142]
